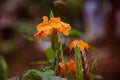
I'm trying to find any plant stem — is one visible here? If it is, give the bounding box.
[81,51,89,80]
[74,46,83,80]
[50,30,63,64]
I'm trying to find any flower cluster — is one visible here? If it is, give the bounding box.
[34,16,71,40]
[58,59,76,77]
[32,14,97,80]
[69,40,89,52]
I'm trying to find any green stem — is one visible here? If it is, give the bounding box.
[50,30,63,65]
[74,46,83,80]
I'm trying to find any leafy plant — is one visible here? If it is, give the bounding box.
[20,11,100,80]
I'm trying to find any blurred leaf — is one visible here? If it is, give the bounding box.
[89,45,95,51]
[0,56,8,80]
[17,21,36,35]
[49,10,54,18]
[22,69,41,80]
[65,0,83,13]
[22,69,55,80]
[52,76,67,80]
[49,59,56,69]
[45,47,55,61]
[91,59,97,74]
[23,35,36,42]
[40,66,51,72]
[40,70,54,80]
[8,76,20,80]
[69,29,83,37]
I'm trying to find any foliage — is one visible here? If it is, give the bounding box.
[22,69,41,80]
[22,69,66,80]
[90,60,97,80]
[0,56,8,80]
[91,60,97,74]
[45,47,55,61]
[69,29,83,37]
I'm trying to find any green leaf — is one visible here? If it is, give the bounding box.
[22,69,41,80]
[49,10,54,18]
[45,47,55,61]
[0,56,8,80]
[91,59,97,74]
[22,69,55,80]
[23,35,36,42]
[69,29,83,37]
[40,70,54,80]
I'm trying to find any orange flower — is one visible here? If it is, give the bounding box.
[50,17,71,35]
[34,16,53,40]
[69,40,89,51]
[34,16,71,40]
[58,62,66,76]
[58,59,76,76]
[58,59,84,77]
[67,59,76,73]
[79,40,89,51]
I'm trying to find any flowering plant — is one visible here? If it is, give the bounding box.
[22,11,98,80]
